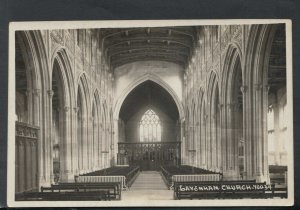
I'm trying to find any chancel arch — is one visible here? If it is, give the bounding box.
[114,74,184,121]
[117,80,181,170]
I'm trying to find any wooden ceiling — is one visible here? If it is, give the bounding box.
[268,24,286,94]
[100,27,197,69]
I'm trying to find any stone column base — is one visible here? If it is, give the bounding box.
[39,176,51,189]
[60,171,75,183]
[222,170,240,180]
[256,174,270,184]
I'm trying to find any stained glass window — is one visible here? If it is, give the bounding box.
[140,109,161,142]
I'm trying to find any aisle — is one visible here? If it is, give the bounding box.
[122,171,173,200]
[130,171,168,190]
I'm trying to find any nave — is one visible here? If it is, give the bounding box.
[14,23,289,201]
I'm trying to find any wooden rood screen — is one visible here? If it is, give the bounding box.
[118,142,181,170]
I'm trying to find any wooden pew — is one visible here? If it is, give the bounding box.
[160,165,222,189]
[77,166,140,190]
[173,180,275,200]
[16,182,122,201]
[272,185,288,198]
[45,182,122,200]
[16,190,110,201]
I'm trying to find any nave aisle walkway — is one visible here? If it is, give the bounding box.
[122,171,173,200]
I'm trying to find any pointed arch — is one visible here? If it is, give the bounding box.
[51,49,75,108]
[15,30,50,192]
[114,74,184,121]
[242,24,280,181]
[76,73,91,172]
[206,71,221,171]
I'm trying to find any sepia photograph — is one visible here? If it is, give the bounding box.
[7,19,294,207]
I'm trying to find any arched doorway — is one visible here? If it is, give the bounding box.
[117,80,181,170]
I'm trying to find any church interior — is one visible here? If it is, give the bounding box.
[14,23,288,201]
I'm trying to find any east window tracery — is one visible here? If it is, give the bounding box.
[140,109,161,142]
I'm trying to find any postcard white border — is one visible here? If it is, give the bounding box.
[7,19,294,207]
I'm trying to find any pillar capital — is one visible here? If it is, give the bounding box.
[255,83,263,91]
[203,114,208,122]
[227,103,234,110]
[64,106,70,112]
[218,103,224,110]
[56,107,61,112]
[240,85,248,94]
[47,90,54,98]
[74,106,80,113]
[25,89,31,96]
[33,89,41,96]
[81,117,86,122]
[265,85,271,93]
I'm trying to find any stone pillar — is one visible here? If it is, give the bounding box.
[81,116,88,173]
[60,106,74,182]
[106,128,110,167]
[240,85,247,179]
[25,89,33,124]
[180,120,186,165]
[113,118,119,166]
[220,102,227,174]
[201,114,208,169]
[98,122,102,169]
[92,117,98,170]
[253,84,269,182]
[273,103,280,165]
[206,111,211,170]
[262,85,270,182]
[47,90,54,185]
[73,107,79,175]
[100,123,105,169]
[243,84,254,180]
[217,103,224,173]
[232,103,240,178]
[223,103,234,179]
[32,89,41,126]
[195,121,200,167]
[211,113,217,171]
[31,89,40,189]
[88,116,94,172]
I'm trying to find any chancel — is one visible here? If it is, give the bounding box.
[14,24,289,201]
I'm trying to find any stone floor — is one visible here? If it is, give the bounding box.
[122,171,173,200]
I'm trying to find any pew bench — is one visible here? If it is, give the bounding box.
[272,185,288,198]
[173,181,275,200]
[77,166,140,190]
[16,190,110,201]
[42,182,122,200]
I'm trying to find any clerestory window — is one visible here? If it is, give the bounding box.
[140,109,161,142]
